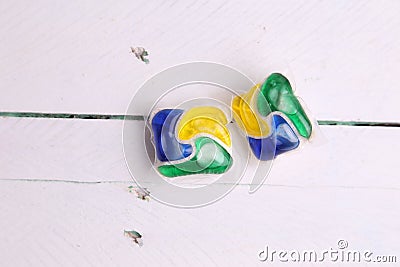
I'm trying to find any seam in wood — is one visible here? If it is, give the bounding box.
[1,178,399,191]
[1,112,400,127]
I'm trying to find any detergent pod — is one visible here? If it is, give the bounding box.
[149,105,233,178]
[232,73,314,160]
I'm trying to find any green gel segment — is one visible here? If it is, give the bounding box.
[258,73,312,138]
[158,137,232,178]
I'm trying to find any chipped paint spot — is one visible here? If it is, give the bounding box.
[131,47,149,64]
[128,186,150,201]
[124,230,143,247]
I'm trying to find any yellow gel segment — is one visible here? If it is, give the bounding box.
[232,84,271,137]
[177,106,231,147]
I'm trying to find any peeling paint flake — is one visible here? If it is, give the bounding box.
[130,47,149,64]
[124,230,143,247]
[128,185,150,201]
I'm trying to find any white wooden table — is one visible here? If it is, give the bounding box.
[1,1,399,266]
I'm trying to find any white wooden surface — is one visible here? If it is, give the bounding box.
[1,119,399,189]
[1,0,400,121]
[1,1,400,266]
[1,181,399,267]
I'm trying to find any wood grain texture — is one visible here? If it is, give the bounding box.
[0,118,399,190]
[1,0,400,121]
[1,1,400,265]
[0,180,399,266]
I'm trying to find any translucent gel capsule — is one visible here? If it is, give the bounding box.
[158,137,232,178]
[231,84,271,138]
[151,109,192,162]
[151,106,233,178]
[273,115,300,155]
[177,106,231,147]
[258,73,312,138]
[247,115,300,160]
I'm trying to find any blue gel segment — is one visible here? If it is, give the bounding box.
[247,115,299,160]
[151,109,192,162]
[247,135,276,161]
[273,115,299,156]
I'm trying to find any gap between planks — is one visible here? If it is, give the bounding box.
[1,179,400,192]
[1,111,400,127]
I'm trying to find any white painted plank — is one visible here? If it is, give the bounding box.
[1,0,400,121]
[0,117,130,182]
[0,181,398,266]
[0,117,399,190]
